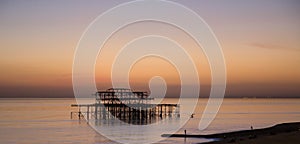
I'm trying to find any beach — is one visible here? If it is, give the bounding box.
[163,122,300,144]
[211,130,300,144]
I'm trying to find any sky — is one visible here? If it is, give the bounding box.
[0,0,300,98]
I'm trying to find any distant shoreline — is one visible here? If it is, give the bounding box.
[162,122,300,144]
[1,97,300,99]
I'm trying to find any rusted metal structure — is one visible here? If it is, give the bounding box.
[71,88,180,125]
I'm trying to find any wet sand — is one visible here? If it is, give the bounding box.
[162,122,300,144]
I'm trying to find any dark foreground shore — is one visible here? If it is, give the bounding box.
[162,122,300,144]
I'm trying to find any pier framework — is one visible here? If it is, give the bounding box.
[71,88,180,124]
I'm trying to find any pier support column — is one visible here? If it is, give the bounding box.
[95,105,98,120]
[87,106,90,121]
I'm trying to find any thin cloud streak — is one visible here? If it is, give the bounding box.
[249,43,300,51]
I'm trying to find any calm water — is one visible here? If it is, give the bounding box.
[0,98,300,144]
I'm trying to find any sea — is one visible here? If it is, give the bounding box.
[0,98,300,144]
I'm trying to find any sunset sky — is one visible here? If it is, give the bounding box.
[0,0,300,98]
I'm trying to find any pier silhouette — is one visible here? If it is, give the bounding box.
[71,88,180,125]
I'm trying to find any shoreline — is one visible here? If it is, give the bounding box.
[162,122,300,144]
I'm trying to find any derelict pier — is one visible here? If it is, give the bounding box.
[71,88,180,125]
